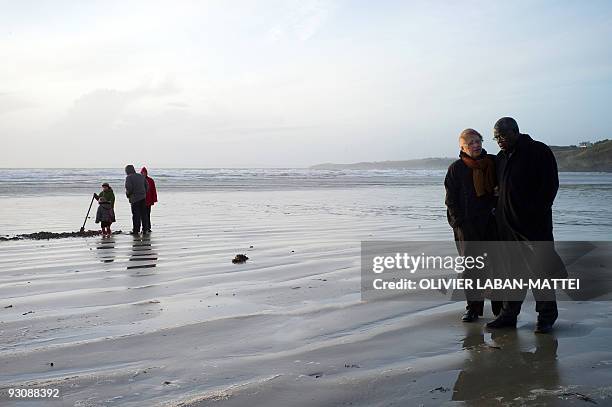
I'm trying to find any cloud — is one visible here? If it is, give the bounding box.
[57,77,181,132]
[267,0,337,42]
[166,102,190,109]
[0,92,35,116]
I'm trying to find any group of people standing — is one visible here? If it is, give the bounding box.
[445,117,566,334]
[124,165,158,235]
[89,119,562,334]
[94,166,158,236]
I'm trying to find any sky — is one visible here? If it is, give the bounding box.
[1,0,612,168]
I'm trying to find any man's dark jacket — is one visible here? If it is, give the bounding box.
[496,134,558,241]
[496,134,567,278]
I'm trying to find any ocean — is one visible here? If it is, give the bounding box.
[1,168,610,239]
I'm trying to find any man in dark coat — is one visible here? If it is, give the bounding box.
[445,128,502,322]
[125,164,149,235]
[486,117,567,334]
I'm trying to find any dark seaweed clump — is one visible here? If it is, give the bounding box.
[0,230,122,241]
[232,254,249,264]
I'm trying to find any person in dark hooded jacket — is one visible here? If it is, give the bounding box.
[445,128,502,322]
[486,117,567,334]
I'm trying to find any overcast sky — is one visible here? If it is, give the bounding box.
[2,0,611,168]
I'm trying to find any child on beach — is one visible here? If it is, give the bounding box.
[94,182,115,208]
[95,197,116,237]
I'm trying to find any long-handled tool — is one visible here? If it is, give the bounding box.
[80,194,96,233]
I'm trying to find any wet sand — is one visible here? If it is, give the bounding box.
[1,189,611,406]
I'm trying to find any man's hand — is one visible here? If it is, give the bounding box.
[93,193,99,200]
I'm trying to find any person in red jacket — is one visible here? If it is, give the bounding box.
[140,167,158,233]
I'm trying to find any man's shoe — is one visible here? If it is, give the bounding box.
[485,316,517,329]
[534,322,553,334]
[491,301,503,317]
[462,310,479,322]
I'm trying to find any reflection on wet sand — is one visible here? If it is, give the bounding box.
[95,236,116,263]
[127,234,158,270]
[453,328,559,405]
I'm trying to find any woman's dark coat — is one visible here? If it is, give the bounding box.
[444,153,497,243]
[445,152,500,312]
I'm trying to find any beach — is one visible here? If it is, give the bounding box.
[1,170,612,406]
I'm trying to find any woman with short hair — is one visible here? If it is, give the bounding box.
[444,128,501,322]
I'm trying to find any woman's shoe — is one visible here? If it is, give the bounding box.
[461,310,479,322]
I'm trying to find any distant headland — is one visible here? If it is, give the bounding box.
[310,139,612,172]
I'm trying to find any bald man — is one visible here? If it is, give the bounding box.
[486,117,567,334]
